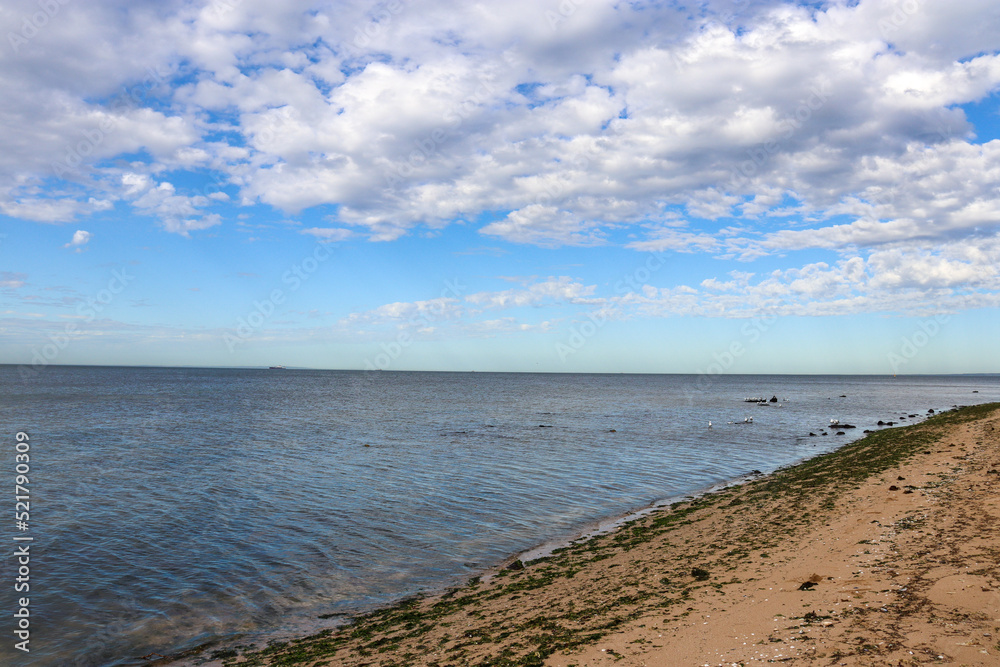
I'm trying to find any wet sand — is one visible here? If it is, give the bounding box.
[216,402,1000,667]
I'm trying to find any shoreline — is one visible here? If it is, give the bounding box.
[169,425,874,665]
[192,402,1000,667]
[500,471,765,576]
[165,473,771,666]
[498,408,949,579]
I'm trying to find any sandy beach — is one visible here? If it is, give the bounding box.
[215,402,1000,667]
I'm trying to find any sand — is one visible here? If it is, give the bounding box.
[216,403,1000,667]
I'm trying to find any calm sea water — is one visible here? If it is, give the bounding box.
[1,366,998,666]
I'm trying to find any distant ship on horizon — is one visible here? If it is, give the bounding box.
[268,365,286,370]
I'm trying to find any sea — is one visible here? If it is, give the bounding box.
[1,366,998,666]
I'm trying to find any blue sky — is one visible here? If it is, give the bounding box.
[2,0,1000,374]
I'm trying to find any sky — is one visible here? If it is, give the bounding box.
[1,0,999,375]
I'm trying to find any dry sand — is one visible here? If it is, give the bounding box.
[218,403,1000,667]
[560,408,1000,667]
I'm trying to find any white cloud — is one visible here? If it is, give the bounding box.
[339,297,464,328]
[625,233,1000,318]
[300,227,353,242]
[628,230,722,254]
[0,198,85,223]
[465,276,599,309]
[64,230,92,251]
[336,276,596,338]
[347,231,1000,326]
[0,272,27,290]
[120,173,222,235]
[0,0,999,311]
[480,206,604,246]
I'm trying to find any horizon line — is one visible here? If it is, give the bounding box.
[2,363,998,377]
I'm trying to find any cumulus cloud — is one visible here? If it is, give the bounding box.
[0,198,85,223]
[480,206,605,246]
[0,0,999,315]
[628,230,722,254]
[120,173,222,235]
[64,230,92,251]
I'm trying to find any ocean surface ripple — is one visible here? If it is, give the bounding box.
[1,367,997,666]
